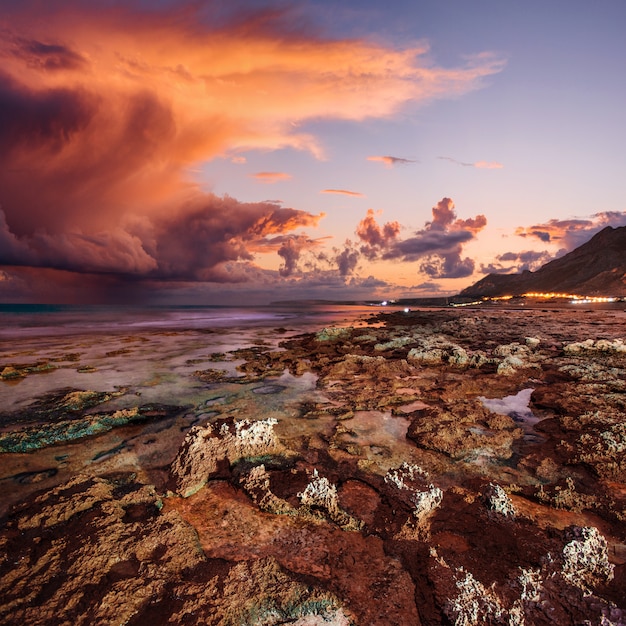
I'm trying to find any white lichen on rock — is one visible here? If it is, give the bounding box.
[573,416,626,480]
[561,526,614,593]
[524,336,541,349]
[298,470,362,531]
[497,355,527,376]
[411,486,444,519]
[493,342,542,376]
[517,567,542,602]
[315,326,352,342]
[298,469,340,516]
[385,462,443,525]
[374,336,415,351]
[171,418,284,497]
[447,569,505,626]
[384,462,429,490]
[407,337,470,367]
[484,483,516,518]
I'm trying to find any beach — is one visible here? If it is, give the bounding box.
[1,304,625,624]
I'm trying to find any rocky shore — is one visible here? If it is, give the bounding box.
[1,307,625,625]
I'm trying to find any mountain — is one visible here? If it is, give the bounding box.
[460,225,626,297]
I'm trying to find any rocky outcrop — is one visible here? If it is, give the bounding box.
[406,400,523,462]
[170,417,286,497]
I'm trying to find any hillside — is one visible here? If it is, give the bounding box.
[460,225,626,297]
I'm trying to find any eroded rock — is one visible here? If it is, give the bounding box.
[170,417,286,497]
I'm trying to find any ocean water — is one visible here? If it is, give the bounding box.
[0,303,380,513]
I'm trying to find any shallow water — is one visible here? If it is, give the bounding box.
[0,304,383,514]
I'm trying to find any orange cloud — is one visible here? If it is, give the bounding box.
[474,161,504,169]
[251,172,293,184]
[367,156,417,168]
[321,189,365,197]
[0,1,505,298]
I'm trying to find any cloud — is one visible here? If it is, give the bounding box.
[251,171,293,184]
[411,281,446,293]
[356,198,486,278]
[231,156,247,164]
[0,0,505,301]
[336,247,360,276]
[480,250,561,275]
[0,197,324,281]
[438,156,503,169]
[367,155,417,168]
[321,189,365,197]
[356,209,401,259]
[474,161,503,169]
[515,211,626,250]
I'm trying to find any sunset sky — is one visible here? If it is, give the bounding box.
[1,0,625,304]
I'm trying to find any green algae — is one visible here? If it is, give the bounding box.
[0,404,185,453]
[0,362,56,380]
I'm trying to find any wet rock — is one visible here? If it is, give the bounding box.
[4,306,626,624]
[0,387,121,428]
[407,400,523,462]
[0,474,352,626]
[0,404,184,453]
[0,361,55,380]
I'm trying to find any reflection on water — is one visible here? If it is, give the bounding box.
[480,387,545,443]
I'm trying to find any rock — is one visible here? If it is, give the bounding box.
[407,400,523,462]
[315,327,352,342]
[298,469,362,531]
[564,338,626,355]
[483,483,516,518]
[0,404,184,453]
[561,526,614,593]
[170,417,286,497]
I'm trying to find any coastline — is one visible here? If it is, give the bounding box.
[1,305,625,624]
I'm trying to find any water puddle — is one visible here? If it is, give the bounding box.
[479,388,545,443]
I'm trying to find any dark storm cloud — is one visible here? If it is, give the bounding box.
[0,71,96,156]
[420,254,475,279]
[386,229,473,261]
[0,198,323,280]
[0,0,504,302]
[4,35,88,71]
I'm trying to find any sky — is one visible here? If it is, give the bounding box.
[1,0,625,304]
